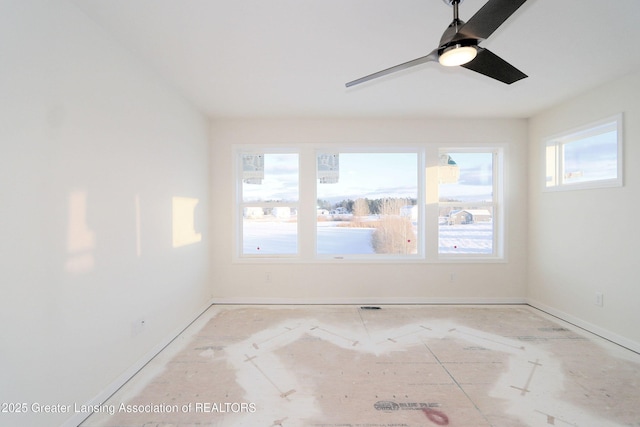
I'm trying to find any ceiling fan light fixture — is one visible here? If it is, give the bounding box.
[439,44,477,67]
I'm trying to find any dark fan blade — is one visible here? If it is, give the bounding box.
[346,49,438,87]
[461,48,527,84]
[456,0,528,41]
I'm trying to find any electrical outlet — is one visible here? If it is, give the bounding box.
[449,272,456,282]
[595,292,604,307]
[265,272,271,283]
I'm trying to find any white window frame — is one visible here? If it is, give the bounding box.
[234,147,300,260]
[543,114,623,192]
[313,147,425,262]
[232,144,506,263]
[434,147,505,262]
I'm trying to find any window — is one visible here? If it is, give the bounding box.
[545,114,623,191]
[316,151,420,258]
[234,145,504,262]
[238,152,299,256]
[437,150,501,258]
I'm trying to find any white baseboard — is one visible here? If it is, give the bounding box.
[60,300,214,427]
[211,296,528,305]
[527,298,640,354]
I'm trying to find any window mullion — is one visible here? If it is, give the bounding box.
[298,147,316,260]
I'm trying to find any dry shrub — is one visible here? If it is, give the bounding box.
[372,216,416,254]
[371,198,416,254]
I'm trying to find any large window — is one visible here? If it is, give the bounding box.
[234,145,503,262]
[437,151,500,258]
[545,114,623,191]
[316,152,419,258]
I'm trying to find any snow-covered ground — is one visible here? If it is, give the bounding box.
[439,222,493,254]
[316,222,374,254]
[242,221,299,255]
[243,220,492,255]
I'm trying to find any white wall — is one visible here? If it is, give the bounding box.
[0,2,210,426]
[210,118,528,303]
[528,71,640,351]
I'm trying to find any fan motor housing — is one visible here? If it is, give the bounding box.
[439,19,478,50]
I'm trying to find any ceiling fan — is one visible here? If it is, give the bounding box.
[345,0,529,87]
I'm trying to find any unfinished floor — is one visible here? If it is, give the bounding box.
[81,305,640,427]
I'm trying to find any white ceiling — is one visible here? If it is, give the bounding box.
[72,0,640,119]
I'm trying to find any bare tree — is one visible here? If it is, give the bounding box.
[353,198,370,218]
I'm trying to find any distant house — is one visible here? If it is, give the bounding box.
[448,209,491,225]
[243,207,264,219]
[330,207,348,215]
[272,207,292,219]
